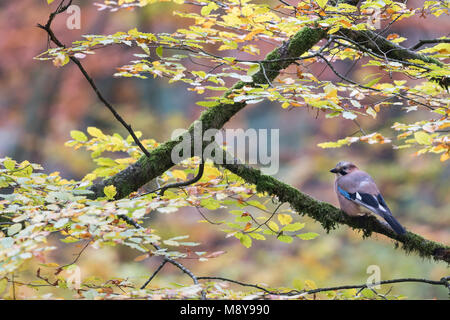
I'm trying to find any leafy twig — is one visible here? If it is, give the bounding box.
[37,0,150,158]
[117,214,206,299]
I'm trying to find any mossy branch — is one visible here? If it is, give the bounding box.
[340,28,444,67]
[88,26,327,199]
[220,160,450,264]
[86,27,450,264]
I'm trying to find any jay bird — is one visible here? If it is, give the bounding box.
[330,161,406,235]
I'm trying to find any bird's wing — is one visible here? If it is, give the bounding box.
[337,171,406,234]
[337,185,389,215]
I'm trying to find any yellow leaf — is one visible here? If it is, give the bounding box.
[104,185,117,200]
[323,83,337,99]
[277,214,293,225]
[87,127,106,140]
[172,170,187,180]
[316,0,329,9]
[441,152,449,162]
[305,279,318,290]
[202,165,221,180]
[414,131,433,145]
[201,2,218,16]
[3,158,16,171]
[267,221,279,232]
[83,173,97,181]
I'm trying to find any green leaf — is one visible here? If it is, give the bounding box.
[70,130,88,142]
[297,232,319,240]
[200,198,221,210]
[247,64,260,76]
[201,2,219,16]
[196,101,219,108]
[365,77,382,87]
[249,233,266,240]
[104,185,117,200]
[3,158,16,171]
[277,235,293,243]
[238,234,252,248]
[326,111,341,119]
[281,222,305,232]
[235,215,252,223]
[95,157,117,167]
[414,131,433,145]
[47,0,55,4]
[360,288,376,298]
[156,46,163,58]
[316,0,329,9]
[7,223,22,236]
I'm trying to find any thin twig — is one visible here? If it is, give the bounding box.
[158,162,205,196]
[118,214,206,299]
[198,276,450,297]
[37,0,150,158]
[140,260,167,289]
[317,53,435,110]
[410,38,450,50]
[56,239,92,273]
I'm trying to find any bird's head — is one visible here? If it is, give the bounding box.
[330,161,358,176]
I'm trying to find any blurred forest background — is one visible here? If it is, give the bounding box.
[0,1,448,299]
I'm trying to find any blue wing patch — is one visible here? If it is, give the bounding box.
[338,186,406,234]
[338,187,381,211]
[337,186,352,200]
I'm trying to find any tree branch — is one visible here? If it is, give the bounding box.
[38,5,449,264]
[198,276,450,297]
[37,0,150,158]
[140,260,167,289]
[117,214,206,299]
[219,158,449,264]
[338,28,444,68]
[158,161,205,196]
[76,27,449,263]
[410,38,450,50]
[87,26,327,199]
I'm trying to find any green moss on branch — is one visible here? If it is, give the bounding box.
[222,160,450,264]
[89,26,327,199]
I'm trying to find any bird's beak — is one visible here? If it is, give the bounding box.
[330,168,338,174]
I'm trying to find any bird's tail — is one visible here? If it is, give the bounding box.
[380,212,406,235]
